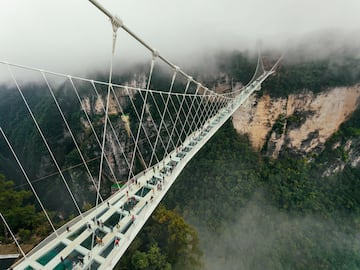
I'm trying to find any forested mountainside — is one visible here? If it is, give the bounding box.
[1,49,360,270]
[162,51,360,269]
[0,68,192,214]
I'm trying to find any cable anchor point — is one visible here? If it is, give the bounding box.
[152,50,160,59]
[111,15,123,30]
[110,15,123,53]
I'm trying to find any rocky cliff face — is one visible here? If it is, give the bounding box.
[232,85,360,163]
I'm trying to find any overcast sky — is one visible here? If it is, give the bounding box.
[0,0,359,77]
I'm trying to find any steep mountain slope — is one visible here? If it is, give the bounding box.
[164,51,360,270]
[1,49,360,269]
[233,86,360,158]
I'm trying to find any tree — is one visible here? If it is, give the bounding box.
[131,251,149,269]
[146,244,171,270]
[116,205,201,270]
[151,205,202,268]
[0,174,49,242]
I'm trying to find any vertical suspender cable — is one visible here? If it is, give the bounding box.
[41,72,104,203]
[96,20,119,208]
[152,69,178,161]
[163,78,191,153]
[7,65,84,218]
[180,84,200,140]
[109,85,150,168]
[90,18,120,270]
[68,77,119,185]
[89,82,138,181]
[128,56,155,182]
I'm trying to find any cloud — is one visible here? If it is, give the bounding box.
[190,191,360,270]
[0,0,359,78]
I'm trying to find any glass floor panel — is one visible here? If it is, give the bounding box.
[36,242,66,266]
[53,250,83,270]
[121,221,134,234]
[121,197,138,212]
[104,212,124,228]
[100,238,119,258]
[67,225,86,241]
[135,186,151,197]
[80,229,106,250]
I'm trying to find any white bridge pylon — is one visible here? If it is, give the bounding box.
[0,0,282,269]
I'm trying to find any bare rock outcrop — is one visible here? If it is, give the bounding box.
[232,85,360,159]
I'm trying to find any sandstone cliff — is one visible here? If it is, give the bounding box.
[232,85,360,160]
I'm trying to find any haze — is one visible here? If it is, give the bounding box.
[0,0,359,76]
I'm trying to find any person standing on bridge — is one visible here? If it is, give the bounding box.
[131,215,135,224]
[78,255,84,266]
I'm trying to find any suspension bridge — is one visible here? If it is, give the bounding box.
[0,1,281,269]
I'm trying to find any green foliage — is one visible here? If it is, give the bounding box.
[263,157,316,212]
[1,51,359,269]
[260,104,360,215]
[116,205,201,270]
[217,51,256,84]
[346,127,360,136]
[18,228,32,242]
[129,244,172,270]
[146,245,171,270]
[0,174,50,243]
[272,113,286,134]
[262,56,360,98]
[131,251,149,269]
[166,121,261,230]
[165,111,360,269]
[0,82,110,214]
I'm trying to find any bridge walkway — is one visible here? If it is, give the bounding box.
[12,72,270,270]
